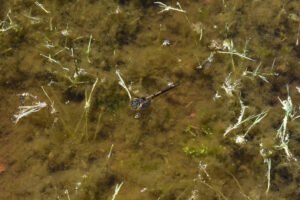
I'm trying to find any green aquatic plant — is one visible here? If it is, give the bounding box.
[184,124,197,136]
[201,127,213,135]
[183,145,208,158]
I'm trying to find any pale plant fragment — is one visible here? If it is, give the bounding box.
[41,86,57,114]
[86,34,93,63]
[154,1,186,13]
[197,162,228,200]
[61,24,69,36]
[224,99,248,136]
[296,86,300,93]
[107,144,114,159]
[45,41,55,48]
[235,135,247,145]
[218,39,255,61]
[84,78,98,110]
[0,10,18,32]
[191,22,203,41]
[81,78,98,141]
[64,189,71,200]
[49,17,53,31]
[18,92,37,99]
[265,158,271,194]
[226,171,252,200]
[111,182,124,200]
[221,73,241,96]
[188,189,199,200]
[224,99,268,138]
[34,1,50,14]
[213,91,221,101]
[222,0,226,8]
[260,143,272,194]
[243,62,278,83]
[13,101,47,124]
[243,110,268,137]
[41,86,72,135]
[115,70,132,100]
[18,92,37,105]
[40,53,69,71]
[296,23,300,46]
[275,85,299,161]
[22,11,42,24]
[197,52,215,70]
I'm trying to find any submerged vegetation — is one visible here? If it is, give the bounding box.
[0,0,300,199]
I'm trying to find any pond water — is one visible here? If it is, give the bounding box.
[0,0,300,199]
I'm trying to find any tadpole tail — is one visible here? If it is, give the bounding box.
[148,83,180,99]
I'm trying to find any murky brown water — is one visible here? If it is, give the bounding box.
[0,0,300,199]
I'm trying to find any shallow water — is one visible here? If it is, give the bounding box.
[0,0,300,199]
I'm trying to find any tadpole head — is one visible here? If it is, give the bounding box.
[130,98,142,110]
[130,97,151,110]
